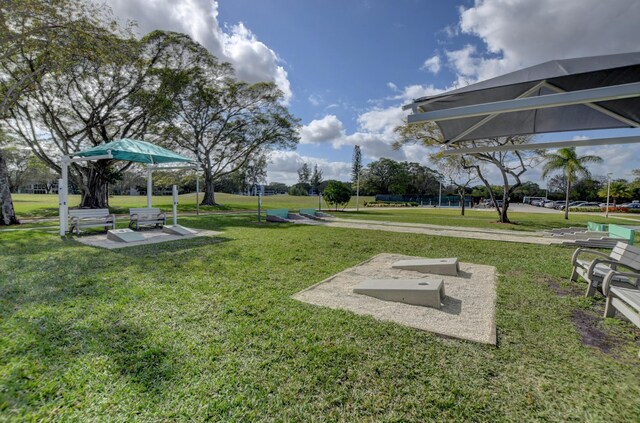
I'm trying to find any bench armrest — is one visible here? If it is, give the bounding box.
[572,247,610,267]
[603,269,640,295]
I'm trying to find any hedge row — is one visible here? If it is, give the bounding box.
[568,206,640,213]
[364,201,419,207]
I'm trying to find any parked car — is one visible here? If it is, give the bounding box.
[571,202,600,208]
[557,201,586,210]
[620,203,640,209]
[544,200,560,208]
[553,201,567,210]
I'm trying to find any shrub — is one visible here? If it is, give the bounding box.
[323,181,352,210]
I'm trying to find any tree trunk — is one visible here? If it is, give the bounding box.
[459,190,465,216]
[564,178,571,220]
[0,150,20,225]
[201,172,218,206]
[79,168,110,209]
[500,190,511,223]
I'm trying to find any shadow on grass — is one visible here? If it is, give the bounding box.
[1,235,181,407]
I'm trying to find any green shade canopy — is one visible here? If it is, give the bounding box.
[73,138,193,164]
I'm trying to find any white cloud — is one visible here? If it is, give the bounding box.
[421,55,441,74]
[444,0,640,83]
[357,107,406,136]
[267,151,352,184]
[299,115,345,145]
[108,0,292,102]
[308,94,323,106]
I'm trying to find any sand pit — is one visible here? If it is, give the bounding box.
[292,253,497,345]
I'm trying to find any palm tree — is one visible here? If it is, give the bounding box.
[541,148,602,219]
[598,181,631,206]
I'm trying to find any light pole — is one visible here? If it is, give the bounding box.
[438,179,442,208]
[544,177,548,201]
[605,172,612,218]
[356,171,360,212]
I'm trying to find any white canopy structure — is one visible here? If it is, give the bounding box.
[404,52,640,154]
[58,139,197,236]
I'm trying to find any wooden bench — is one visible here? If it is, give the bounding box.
[570,242,640,296]
[603,271,640,331]
[128,207,166,230]
[68,209,116,235]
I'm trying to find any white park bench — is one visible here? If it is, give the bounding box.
[603,270,640,331]
[68,208,116,235]
[128,207,166,230]
[570,241,640,297]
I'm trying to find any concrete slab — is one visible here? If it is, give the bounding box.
[162,225,198,236]
[107,228,145,243]
[392,258,459,276]
[292,253,497,345]
[353,278,445,308]
[75,228,222,249]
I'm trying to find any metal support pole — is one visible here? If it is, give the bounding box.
[258,189,262,222]
[172,185,178,226]
[606,173,612,218]
[58,158,69,236]
[195,173,200,216]
[438,180,442,207]
[146,166,153,208]
[356,174,360,212]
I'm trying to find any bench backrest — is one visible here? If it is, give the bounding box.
[266,209,289,219]
[130,207,162,216]
[588,222,608,232]
[608,224,636,245]
[610,242,640,271]
[299,208,316,216]
[69,208,110,219]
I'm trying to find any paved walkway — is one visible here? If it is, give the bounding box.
[312,218,564,245]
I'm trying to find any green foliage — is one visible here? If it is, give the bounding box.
[309,164,323,194]
[288,183,310,196]
[542,148,603,219]
[598,180,632,203]
[351,145,362,184]
[322,180,352,210]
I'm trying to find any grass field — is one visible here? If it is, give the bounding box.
[11,193,636,235]
[11,193,376,218]
[336,208,635,232]
[1,214,639,420]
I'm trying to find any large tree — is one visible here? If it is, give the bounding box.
[395,121,542,223]
[362,158,410,195]
[4,30,199,208]
[1,0,125,221]
[159,38,299,205]
[541,147,602,219]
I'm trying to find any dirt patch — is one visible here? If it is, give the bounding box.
[571,309,619,355]
[545,277,583,297]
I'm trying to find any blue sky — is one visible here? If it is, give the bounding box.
[108,0,640,185]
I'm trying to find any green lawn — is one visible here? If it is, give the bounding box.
[11,193,376,218]
[1,215,639,420]
[336,207,635,232]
